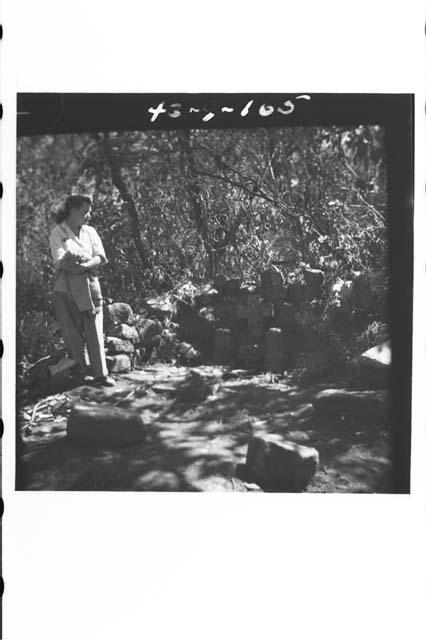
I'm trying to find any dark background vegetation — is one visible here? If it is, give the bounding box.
[17,124,389,367]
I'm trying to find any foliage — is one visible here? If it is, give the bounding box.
[17,125,389,363]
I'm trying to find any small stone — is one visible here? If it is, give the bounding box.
[246,435,319,491]
[105,337,135,355]
[106,354,132,373]
[112,323,140,344]
[105,302,135,327]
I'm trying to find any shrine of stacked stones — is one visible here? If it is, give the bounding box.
[210,267,324,371]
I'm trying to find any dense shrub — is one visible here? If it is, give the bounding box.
[17,126,389,366]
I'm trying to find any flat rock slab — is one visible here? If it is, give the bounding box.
[246,435,319,492]
[67,402,147,447]
[312,389,389,421]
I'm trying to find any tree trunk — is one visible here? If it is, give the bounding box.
[100,133,152,270]
[178,131,215,278]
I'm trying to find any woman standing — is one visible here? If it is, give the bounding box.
[49,194,115,387]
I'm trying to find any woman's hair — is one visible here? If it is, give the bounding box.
[56,195,92,224]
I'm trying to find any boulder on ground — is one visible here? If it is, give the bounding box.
[105,336,135,355]
[106,354,132,373]
[245,435,319,491]
[105,302,135,327]
[312,388,389,421]
[67,402,147,447]
[112,323,140,344]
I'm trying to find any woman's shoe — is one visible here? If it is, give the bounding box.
[94,375,115,387]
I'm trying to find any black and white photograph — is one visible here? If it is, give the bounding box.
[2,3,425,639]
[15,93,412,493]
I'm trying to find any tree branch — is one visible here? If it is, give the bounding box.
[96,132,152,269]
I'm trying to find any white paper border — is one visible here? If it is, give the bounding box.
[2,2,426,639]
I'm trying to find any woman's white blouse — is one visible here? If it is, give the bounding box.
[49,222,107,293]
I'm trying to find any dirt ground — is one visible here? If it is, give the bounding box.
[17,365,392,492]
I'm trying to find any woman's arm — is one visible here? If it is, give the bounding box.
[80,255,103,270]
[58,255,102,274]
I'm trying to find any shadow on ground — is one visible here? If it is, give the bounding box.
[17,365,392,492]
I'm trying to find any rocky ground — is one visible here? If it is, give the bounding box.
[17,364,392,493]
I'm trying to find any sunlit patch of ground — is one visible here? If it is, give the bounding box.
[17,365,392,493]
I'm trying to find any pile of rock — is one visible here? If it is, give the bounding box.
[201,267,325,372]
[103,301,203,373]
